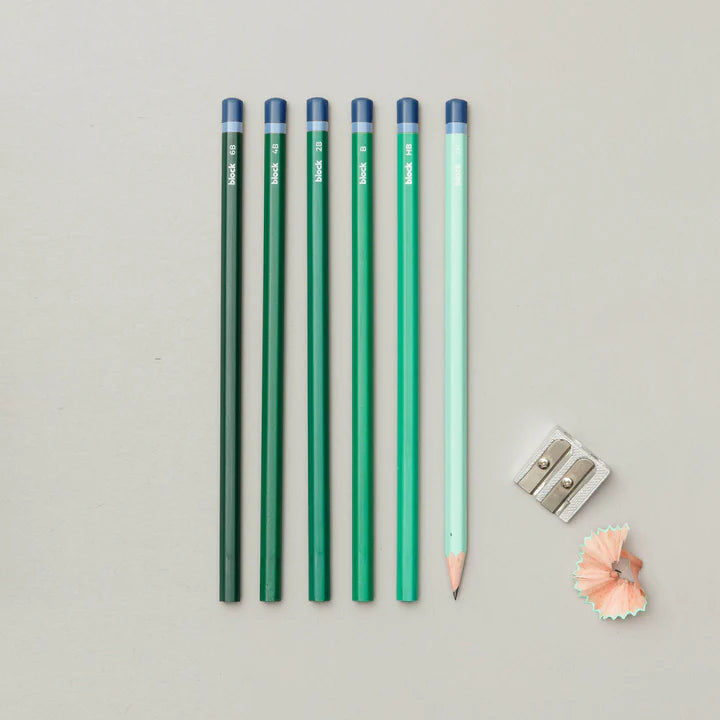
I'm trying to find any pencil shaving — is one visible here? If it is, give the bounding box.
[573,524,646,620]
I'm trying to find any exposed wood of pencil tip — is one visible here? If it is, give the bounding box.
[447,551,466,599]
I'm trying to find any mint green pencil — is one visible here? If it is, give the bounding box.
[445,99,468,599]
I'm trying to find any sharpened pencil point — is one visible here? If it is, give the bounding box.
[447,551,466,599]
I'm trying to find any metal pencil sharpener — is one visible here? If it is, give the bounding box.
[514,426,610,522]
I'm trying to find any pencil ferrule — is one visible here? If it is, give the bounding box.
[397,122,418,133]
[222,121,243,133]
[306,120,328,131]
[445,121,467,135]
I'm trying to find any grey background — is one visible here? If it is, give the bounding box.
[2,1,718,718]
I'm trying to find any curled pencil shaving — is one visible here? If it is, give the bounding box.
[574,525,647,619]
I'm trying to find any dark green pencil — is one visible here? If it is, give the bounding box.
[306,98,330,601]
[351,98,374,601]
[260,98,287,602]
[219,98,242,602]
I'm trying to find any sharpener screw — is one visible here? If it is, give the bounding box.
[538,458,550,470]
[561,477,574,489]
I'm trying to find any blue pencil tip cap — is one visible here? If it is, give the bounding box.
[222,98,243,123]
[397,97,419,124]
[352,98,373,123]
[307,97,328,122]
[446,99,468,124]
[265,98,287,124]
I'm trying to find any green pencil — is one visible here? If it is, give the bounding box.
[260,98,287,602]
[351,98,374,602]
[396,98,419,602]
[219,98,242,602]
[444,99,468,599]
[306,98,330,602]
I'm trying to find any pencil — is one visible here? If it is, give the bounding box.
[260,98,287,602]
[307,98,330,602]
[219,98,242,602]
[396,97,419,602]
[444,99,468,599]
[351,98,374,602]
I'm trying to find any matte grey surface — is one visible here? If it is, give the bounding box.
[2,1,719,718]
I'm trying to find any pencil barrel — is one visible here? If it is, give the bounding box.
[352,128,374,602]
[260,129,286,602]
[397,122,419,602]
[220,120,242,602]
[444,130,468,557]
[307,126,330,601]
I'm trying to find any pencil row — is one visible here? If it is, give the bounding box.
[220,96,468,603]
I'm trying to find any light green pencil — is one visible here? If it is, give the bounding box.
[445,99,468,599]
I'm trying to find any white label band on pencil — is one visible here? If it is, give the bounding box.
[265,122,287,134]
[352,121,373,133]
[306,121,328,131]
